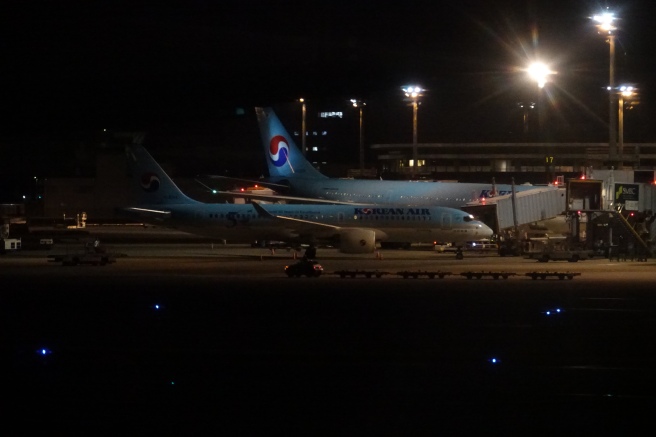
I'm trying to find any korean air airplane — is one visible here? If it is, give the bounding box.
[123,144,493,254]
[250,106,552,208]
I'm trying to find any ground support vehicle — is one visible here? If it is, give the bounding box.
[285,259,323,277]
[50,252,117,266]
[529,249,594,263]
[525,271,581,280]
[48,240,118,266]
[1,238,21,254]
[524,236,594,263]
[497,238,523,257]
[460,271,517,280]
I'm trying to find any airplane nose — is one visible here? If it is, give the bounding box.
[478,223,494,237]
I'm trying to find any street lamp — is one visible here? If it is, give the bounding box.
[299,98,307,156]
[526,61,555,182]
[526,62,554,138]
[526,62,554,89]
[402,85,424,178]
[592,9,618,166]
[350,99,366,174]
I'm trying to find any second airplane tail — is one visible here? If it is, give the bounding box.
[255,107,328,180]
[125,143,201,207]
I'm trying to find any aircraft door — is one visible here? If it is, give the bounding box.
[195,209,209,227]
[441,213,452,230]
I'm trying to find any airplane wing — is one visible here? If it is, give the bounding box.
[197,176,375,206]
[251,202,341,232]
[118,206,172,221]
[250,202,379,253]
[201,175,290,190]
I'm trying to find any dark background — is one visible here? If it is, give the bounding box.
[2,0,655,199]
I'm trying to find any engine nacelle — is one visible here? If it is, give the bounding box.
[338,228,376,254]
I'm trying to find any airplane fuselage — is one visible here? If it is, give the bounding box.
[277,177,538,208]
[139,203,491,245]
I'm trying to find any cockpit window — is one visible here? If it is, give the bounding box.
[463,215,474,222]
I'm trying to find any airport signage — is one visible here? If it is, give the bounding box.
[614,183,639,210]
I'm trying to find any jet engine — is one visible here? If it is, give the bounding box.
[338,228,377,253]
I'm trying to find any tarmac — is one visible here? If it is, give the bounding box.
[4,228,656,434]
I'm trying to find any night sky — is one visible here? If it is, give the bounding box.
[2,0,656,199]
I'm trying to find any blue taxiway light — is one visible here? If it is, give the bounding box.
[544,308,563,316]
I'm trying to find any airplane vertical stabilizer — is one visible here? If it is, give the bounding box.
[255,107,327,180]
[125,144,201,207]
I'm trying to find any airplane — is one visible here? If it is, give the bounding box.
[204,107,554,209]
[122,143,493,255]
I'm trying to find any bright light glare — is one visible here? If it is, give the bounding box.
[593,12,616,32]
[620,85,634,97]
[402,86,424,99]
[527,62,554,88]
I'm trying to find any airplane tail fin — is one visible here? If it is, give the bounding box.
[255,107,327,180]
[125,143,200,207]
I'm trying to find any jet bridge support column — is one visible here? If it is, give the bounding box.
[511,178,518,236]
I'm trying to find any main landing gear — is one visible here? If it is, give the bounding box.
[455,247,464,260]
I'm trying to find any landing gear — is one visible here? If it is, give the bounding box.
[455,248,464,260]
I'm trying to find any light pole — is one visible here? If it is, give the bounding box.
[593,10,618,166]
[517,101,535,139]
[350,99,366,174]
[299,98,306,156]
[617,85,638,164]
[526,62,555,182]
[526,62,554,135]
[402,86,424,179]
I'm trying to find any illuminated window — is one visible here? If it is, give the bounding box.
[319,111,343,118]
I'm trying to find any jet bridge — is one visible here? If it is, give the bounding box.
[464,178,653,259]
[462,185,567,233]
